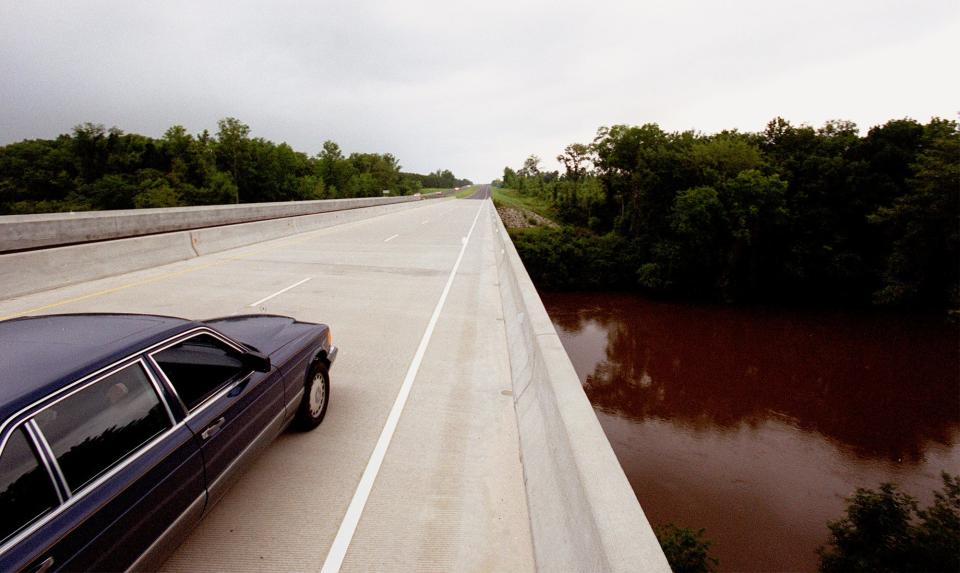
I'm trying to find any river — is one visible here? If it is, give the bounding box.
[540,292,959,572]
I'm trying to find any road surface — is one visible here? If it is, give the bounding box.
[464,185,491,200]
[0,188,535,572]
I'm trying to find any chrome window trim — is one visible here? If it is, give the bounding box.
[22,422,65,504]
[0,422,64,547]
[0,358,162,461]
[0,326,258,556]
[146,330,254,417]
[0,420,191,556]
[28,359,175,497]
[0,326,246,457]
[142,362,177,428]
[153,369,253,424]
[0,358,195,556]
[26,420,70,500]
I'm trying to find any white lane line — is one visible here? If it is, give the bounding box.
[247,277,311,307]
[320,202,486,573]
[384,233,399,242]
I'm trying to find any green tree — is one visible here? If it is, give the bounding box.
[318,140,352,197]
[717,169,789,295]
[200,170,239,205]
[0,136,79,214]
[870,119,959,307]
[71,123,109,183]
[134,179,180,208]
[818,473,960,572]
[79,174,137,210]
[557,143,592,181]
[519,155,541,178]
[0,120,468,212]
[215,117,250,202]
[667,185,728,290]
[296,174,326,200]
[502,166,519,189]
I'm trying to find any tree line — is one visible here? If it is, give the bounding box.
[498,117,958,309]
[0,118,471,214]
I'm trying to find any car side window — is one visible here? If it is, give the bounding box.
[34,362,171,493]
[152,333,247,410]
[0,427,60,543]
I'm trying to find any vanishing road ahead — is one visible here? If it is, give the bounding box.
[0,186,535,572]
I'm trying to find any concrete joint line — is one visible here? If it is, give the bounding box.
[514,375,534,401]
[319,202,486,573]
[188,233,200,257]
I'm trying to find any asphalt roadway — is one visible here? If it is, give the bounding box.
[0,186,536,572]
[463,185,491,201]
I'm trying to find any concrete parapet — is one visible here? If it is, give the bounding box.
[0,195,430,252]
[0,200,431,299]
[490,206,670,572]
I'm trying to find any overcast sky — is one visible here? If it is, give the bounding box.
[1,0,957,183]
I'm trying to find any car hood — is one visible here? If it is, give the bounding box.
[203,314,321,356]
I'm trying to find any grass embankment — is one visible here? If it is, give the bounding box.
[454,185,479,198]
[491,186,558,230]
[491,186,555,220]
[493,186,627,290]
[419,185,477,198]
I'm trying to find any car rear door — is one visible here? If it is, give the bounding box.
[0,359,205,572]
[149,331,285,508]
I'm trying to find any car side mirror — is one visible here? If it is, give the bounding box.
[243,350,271,373]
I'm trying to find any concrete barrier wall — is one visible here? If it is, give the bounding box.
[0,200,436,299]
[490,208,670,572]
[0,195,431,252]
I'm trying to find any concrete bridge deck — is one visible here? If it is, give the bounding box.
[0,188,668,572]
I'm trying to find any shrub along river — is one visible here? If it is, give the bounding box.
[541,292,959,572]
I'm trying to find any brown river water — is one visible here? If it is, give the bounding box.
[540,292,960,572]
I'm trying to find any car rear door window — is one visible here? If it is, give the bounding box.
[0,427,60,543]
[34,362,171,493]
[152,334,247,410]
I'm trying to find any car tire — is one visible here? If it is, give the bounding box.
[295,361,329,431]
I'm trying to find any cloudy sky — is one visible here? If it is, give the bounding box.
[1,0,957,182]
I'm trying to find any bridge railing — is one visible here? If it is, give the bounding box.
[490,207,670,572]
[0,195,442,299]
[0,195,442,253]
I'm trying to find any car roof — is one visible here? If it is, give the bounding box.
[0,313,198,425]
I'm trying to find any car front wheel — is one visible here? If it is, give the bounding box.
[295,362,329,431]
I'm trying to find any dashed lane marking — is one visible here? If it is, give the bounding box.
[248,277,312,308]
[319,201,486,573]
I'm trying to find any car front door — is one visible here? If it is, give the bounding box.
[149,331,284,508]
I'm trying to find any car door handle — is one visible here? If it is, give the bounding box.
[31,557,55,573]
[201,417,226,440]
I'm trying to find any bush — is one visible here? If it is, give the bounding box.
[509,226,641,290]
[818,473,960,572]
[655,523,718,573]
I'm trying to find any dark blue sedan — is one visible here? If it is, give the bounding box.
[0,313,337,572]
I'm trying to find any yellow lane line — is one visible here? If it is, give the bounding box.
[0,260,228,321]
[0,201,431,321]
